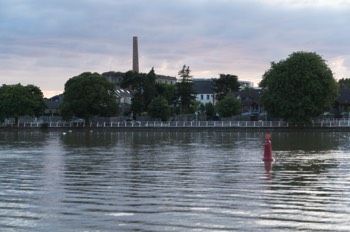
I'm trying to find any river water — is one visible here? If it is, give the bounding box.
[1,130,350,231]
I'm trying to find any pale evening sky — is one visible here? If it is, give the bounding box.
[1,0,350,97]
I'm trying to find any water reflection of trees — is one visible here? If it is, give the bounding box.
[271,131,342,152]
[59,131,345,190]
[59,131,265,149]
[60,131,119,148]
[273,152,338,183]
[263,151,340,224]
[0,131,49,179]
[60,130,350,150]
[270,132,342,187]
[0,130,49,149]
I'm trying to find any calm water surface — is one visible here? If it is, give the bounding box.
[1,130,350,231]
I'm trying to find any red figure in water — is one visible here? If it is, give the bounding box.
[263,133,274,162]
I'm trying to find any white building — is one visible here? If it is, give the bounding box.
[156,75,177,85]
[193,79,215,105]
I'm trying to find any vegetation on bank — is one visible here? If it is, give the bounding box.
[259,51,338,125]
[59,72,119,123]
[0,51,346,125]
[0,84,46,123]
[119,65,240,121]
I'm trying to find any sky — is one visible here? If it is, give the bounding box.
[1,0,350,97]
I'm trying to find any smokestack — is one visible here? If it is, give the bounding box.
[132,36,139,73]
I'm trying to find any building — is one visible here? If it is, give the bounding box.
[155,74,177,85]
[45,94,64,116]
[102,71,125,86]
[234,89,264,119]
[192,79,215,105]
[115,88,134,115]
[238,80,254,90]
[333,88,350,117]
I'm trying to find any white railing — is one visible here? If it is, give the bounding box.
[5,120,350,128]
[2,121,289,128]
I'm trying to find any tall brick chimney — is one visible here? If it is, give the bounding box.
[132,36,139,73]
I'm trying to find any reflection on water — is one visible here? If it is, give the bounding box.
[1,130,350,231]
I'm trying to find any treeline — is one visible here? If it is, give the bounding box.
[0,84,46,123]
[1,51,348,125]
[59,65,242,122]
[0,65,242,123]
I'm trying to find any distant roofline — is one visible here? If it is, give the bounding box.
[193,78,214,81]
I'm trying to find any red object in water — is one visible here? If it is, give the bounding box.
[264,160,272,172]
[263,134,273,161]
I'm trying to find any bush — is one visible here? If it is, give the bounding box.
[40,122,49,129]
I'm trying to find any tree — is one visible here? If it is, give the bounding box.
[120,71,142,91]
[121,68,157,115]
[215,96,241,117]
[26,85,47,117]
[147,96,170,121]
[176,65,196,114]
[130,93,145,116]
[155,82,176,105]
[259,51,338,124]
[205,102,216,119]
[213,74,240,101]
[338,78,350,88]
[242,85,253,91]
[143,68,157,107]
[60,72,119,122]
[0,84,46,123]
[155,82,177,116]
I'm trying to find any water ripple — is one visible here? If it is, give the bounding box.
[1,131,350,231]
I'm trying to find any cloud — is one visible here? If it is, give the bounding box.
[264,0,350,9]
[1,0,350,96]
[329,56,350,79]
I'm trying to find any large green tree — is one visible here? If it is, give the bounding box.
[60,72,119,122]
[213,74,240,101]
[259,51,338,124]
[155,82,177,116]
[176,65,196,114]
[215,96,241,117]
[147,96,170,121]
[155,82,176,105]
[0,84,46,123]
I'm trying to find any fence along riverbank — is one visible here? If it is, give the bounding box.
[3,119,350,131]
